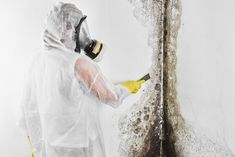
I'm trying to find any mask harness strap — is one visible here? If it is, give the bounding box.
[75,15,87,53]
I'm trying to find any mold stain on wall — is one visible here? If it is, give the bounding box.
[119,0,235,156]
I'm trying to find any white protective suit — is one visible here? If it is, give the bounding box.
[17,2,130,157]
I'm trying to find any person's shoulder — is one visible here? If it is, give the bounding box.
[38,49,65,65]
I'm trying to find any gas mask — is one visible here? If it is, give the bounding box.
[74,16,104,62]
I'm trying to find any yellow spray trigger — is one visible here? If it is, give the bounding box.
[27,136,35,157]
[121,80,145,94]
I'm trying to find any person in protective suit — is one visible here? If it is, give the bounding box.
[17,2,145,157]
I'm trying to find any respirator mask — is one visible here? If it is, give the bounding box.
[74,16,104,62]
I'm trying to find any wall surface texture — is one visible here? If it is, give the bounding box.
[177,0,235,155]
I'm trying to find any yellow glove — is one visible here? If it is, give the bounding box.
[121,80,145,94]
[27,136,35,157]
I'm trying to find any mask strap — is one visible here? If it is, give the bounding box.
[75,15,87,53]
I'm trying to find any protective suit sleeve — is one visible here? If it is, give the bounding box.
[74,56,130,108]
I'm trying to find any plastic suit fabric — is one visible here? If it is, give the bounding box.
[17,2,130,157]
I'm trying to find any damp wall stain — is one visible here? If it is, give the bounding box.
[119,0,235,156]
[118,0,165,156]
[118,0,183,156]
[162,0,183,156]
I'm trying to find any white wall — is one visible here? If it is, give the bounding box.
[177,0,235,154]
[0,0,151,156]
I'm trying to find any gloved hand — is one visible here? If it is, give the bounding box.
[121,80,145,94]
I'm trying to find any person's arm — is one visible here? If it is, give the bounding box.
[74,56,130,108]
